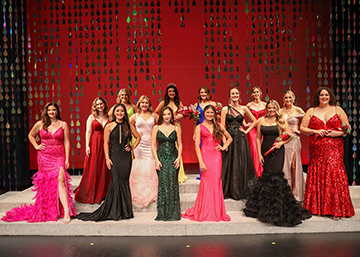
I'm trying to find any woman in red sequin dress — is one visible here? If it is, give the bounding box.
[246,86,266,178]
[74,97,111,204]
[300,87,355,219]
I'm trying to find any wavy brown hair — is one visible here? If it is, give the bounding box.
[197,86,212,101]
[157,106,175,125]
[266,100,286,136]
[203,105,223,141]
[112,103,132,145]
[136,95,154,113]
[41,102,62,131]
[164,83,181,109]
[91,97,108,117]
[312,87,336,107]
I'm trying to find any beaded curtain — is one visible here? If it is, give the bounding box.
[22,0,357,185]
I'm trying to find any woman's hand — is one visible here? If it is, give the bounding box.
[85,146,91,156]
[315,129,328,137]
[106,158,113,170]
[325,130,338,138]
[259,155,264,165]
[36,143,45,151]
[174,157,180,169]
[273,142,283,149]
[155,160,162,171]
[199,162,207,173]
[125,144,132,152]
[215,144,226,151]
[65,160,69,169]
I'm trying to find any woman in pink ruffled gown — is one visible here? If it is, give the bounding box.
[129,95,159,208]
[1,102,76,223]
[246,86,267,178]
[182,105,232,222]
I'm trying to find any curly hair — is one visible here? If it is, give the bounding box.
[136,95,154,113]
[112,103,132,145]
[164,83,181,109]
[157,106,175,125]
[41,102,62,131]
[91,97,108,117]
[203,105,223,141]
[312,87,336,107]
[266,100,286,136]
[197,86,212,101]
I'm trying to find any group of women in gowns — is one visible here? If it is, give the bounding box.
[1,85,355,225]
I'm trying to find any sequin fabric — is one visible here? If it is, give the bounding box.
[303,114,355,217]
[155,129,181,221]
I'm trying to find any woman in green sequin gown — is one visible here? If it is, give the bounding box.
[151,106,182,221]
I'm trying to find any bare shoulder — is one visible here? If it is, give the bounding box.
[295,106,305,114]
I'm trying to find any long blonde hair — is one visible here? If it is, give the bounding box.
[116,88,132,105]
[136,95,154,113]
[267,100,286,135]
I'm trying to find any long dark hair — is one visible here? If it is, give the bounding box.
[41,102,62,131]
[313,87,336,107]
[158,106,175,125]
[203,105,223,141]
[164,83,180,109]
[197,86,212,101]
[112,103,132,144]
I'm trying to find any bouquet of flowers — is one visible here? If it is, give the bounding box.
[264,132,292,156]
[176,106,191,118]
[215,102,223,115]
[176,105,200,121]
[340,122,351,134]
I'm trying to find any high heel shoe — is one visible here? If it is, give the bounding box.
[63,208,71,224]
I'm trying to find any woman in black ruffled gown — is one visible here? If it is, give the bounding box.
[77,103,140,222]
[243,100,311,227]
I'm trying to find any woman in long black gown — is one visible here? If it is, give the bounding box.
[243,100,311,227]
[77,103,140,222]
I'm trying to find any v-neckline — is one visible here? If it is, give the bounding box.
[201,124,213,135]
[138,113,153,123]
[312,114,338,125]
[158,129,175,138]
[95,119,108,129]
[44,126,62,136]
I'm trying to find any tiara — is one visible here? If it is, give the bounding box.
[167,82,177,87]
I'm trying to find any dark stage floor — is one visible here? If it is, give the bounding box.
[1,233,359,257]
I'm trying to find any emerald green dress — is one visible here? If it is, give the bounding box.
[155,127,181,221]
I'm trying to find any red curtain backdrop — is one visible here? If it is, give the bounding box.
[27,0,331,170]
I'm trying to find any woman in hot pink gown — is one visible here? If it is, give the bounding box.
[182,105,232,222]
[246,86,267,178]
[1,102,76,223]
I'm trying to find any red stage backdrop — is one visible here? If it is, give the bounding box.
[27,0,331,170]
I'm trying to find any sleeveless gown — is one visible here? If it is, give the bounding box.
[129,113,158,208]
[173,106,187,183]
[243,125,311,227]
[283,114,305,201]
[155,128,181,221]
[303,114,354,217]
[222,106,255,200]
[77,122,134,221]
[74,119,111,204]
[247,108,266,178]
[2,127,76,222]
[182,124,231,222]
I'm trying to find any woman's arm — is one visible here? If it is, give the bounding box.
[132,104,138,114]
[62,122,71,169]
[28,121,43,150]
[243,107,258,134]
[104,123,113,170]
[151,126,161,170]
[300,108,321,136]
[256,119,264,165]
[217,123,233,150]
[128,123,141,150]
[154,101,165,114]
[194,125,206,172]
[174,126,183,169]
[85,114,94,156]
[326,106,348,137]
[108,105,115,120]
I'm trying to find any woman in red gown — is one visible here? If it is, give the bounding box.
[246,86,266,178]
[74,97,112,204]
[300,87,355,219]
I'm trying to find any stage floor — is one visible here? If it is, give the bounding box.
[0,175,359,236]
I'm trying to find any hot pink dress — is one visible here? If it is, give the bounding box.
[247,108,266,178]
[182,124,230,222]
[1,127,76,222]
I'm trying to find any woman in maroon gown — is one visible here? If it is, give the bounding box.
[300,87,355,219]
[74,97,112,204]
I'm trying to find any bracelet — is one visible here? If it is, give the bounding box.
[105,154,109,156]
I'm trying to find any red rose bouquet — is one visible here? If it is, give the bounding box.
[176,105,200,121]
[176,106,191,118]
[215,102,223,115]
[264,132,292,156]
[340,122,351,134]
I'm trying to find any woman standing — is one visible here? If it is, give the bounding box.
[300,87,354,219]
[129,95,159,208]
[155,83,187,183]
[74,97,111,204]
[221,87,257,200]
[193,86,217,180]
[2,102,76,223]
[151,106,182,221]
[244,100,311,227]
[77,103,141,221]
[280,90,305,202]
[109,88,137,119]
[246,86,267,178]
[182,105,232,222]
